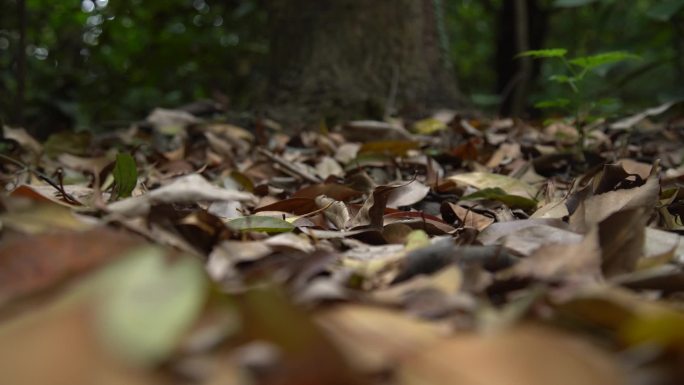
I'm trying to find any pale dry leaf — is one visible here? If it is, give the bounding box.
[108,174,256,216]
[399,324,624,385]
[146,108,199,134]
[315,156,344,179]
[386,180,430,208]
[334,143,361,164]
[502,227,602,283]
[531,200,569,219]
[342,120,413,142]
[599,208,649,277]
[569,176,659,232]
[644,227,684,263]
[445,172,537,199]
[3,126,43,154]
[442,202,495,230]
[315,305,444,373]
[478,218,569,246]
[315,195,350,230]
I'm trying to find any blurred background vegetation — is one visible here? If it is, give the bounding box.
[1,0,684,134]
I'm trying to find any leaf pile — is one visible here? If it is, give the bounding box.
[1,103,684,384]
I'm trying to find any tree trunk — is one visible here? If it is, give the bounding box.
[265,0,461,125]
[495,0,549,117]
[16,0,27,126]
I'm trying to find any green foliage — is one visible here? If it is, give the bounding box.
[553,0,600,7]
[522,48,637,119]
[521,47,639,150]
[517,48,568,58]
[1,0,267,131]
[1,0,683,129]
[647,0,684,21]
[534,98,571,109]
[112,153,138,199]
[568,51,640,70]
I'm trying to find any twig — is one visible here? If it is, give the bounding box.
[0,153,82,205]
[256,148,322,184]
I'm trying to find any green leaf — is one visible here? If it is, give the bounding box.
[534,98,572,109]
[517,48,567,59]
[95,246,209,365]
[569,51,639,70]
[461,187,538,210]
[413,118,448,135]
[553,0,598,7]
[112,153,138,199]
[227,215,295,233]
[647,0,684,21]
[548,74,582,84]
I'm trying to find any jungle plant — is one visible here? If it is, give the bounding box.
[519,48,639,150]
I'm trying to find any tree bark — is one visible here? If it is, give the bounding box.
[265,0,461,125]
[16,0,27,126]
[495,0,549,117]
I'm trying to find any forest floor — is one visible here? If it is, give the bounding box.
[1,104,684,385]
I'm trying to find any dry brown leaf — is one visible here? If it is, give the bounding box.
[315,304,445,374]
[599,208,649,277]
[386,180,430,208]
[315,195,350,230]
[108,174,256,216]
[399,324,625,385]
[569,176,659,232]
[0,294,162,385]
[0,227,144,308]
[441,202,495,230]
[502,227,601,283]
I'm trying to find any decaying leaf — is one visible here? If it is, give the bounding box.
[569,175,659,232]
[399,324,625,385]
[443,171,538,199]
[227,215,295,233]
[108,174,256,216]
[315,195,350,230]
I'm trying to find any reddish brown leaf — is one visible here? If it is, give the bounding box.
[0,227,144,306]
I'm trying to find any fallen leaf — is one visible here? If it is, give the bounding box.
[359,140,421,157]
[443,171,538,199]
[440,202,495,230]
[386,180,430,208]
[413,118,448,135]
[400,324,625,385]
[599,208,649,277]
[292,183,363,201]
[569,176,659,232]
[94,245,208,365]
[315,304,444,374]
[227,215,295,233]
[502,227,602,282]
[108,174,255,216]
[315,195,350,230]
[0,227,143,306]
[461,187,538,210]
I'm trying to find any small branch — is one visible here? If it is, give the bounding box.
[256,148,322,184]
[0,153,82,205]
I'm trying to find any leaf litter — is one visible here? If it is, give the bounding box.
[1,103,684,384]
